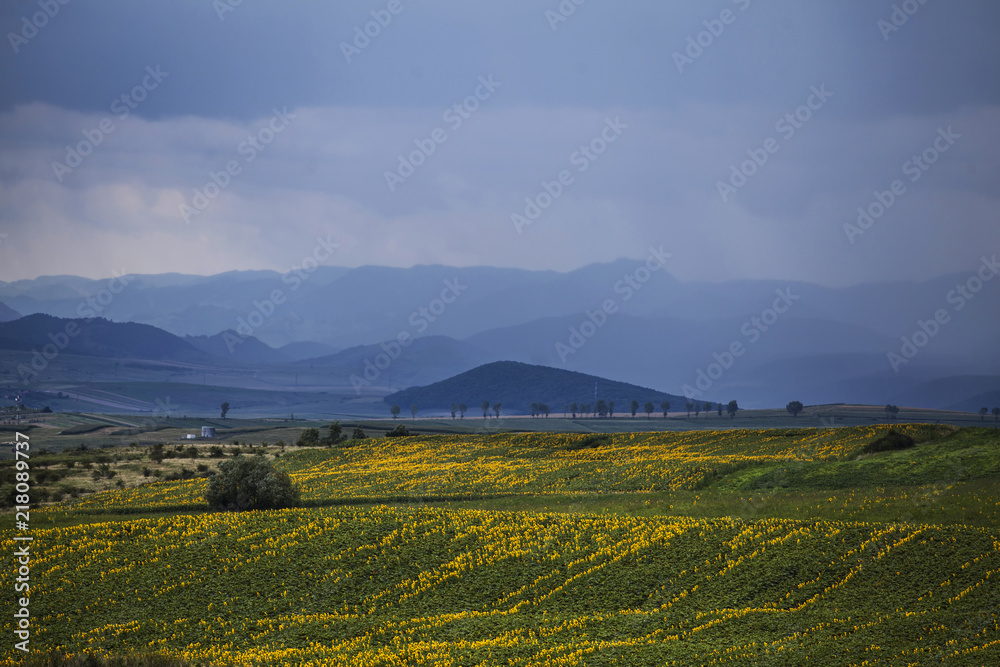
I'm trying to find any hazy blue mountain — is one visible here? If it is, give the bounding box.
[184,331,289,364]
[278,341,340,361]
[0,314,212,362]
[299,335,494,393]
[2,262,996,410]
[0,302,20,323]
[383,361,695,417]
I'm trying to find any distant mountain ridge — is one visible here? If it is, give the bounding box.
[1,262,997,410]
[383,361,697,416]
[0,302,20,323]
[0,314,211,363]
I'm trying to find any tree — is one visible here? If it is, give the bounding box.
[351,427,367,440]
[786,401,804,418]
[581,403,591,418]
[459,403,467,419]
[993,407,1000,422]
[630,399,639,418]
[205,456,300,512]
[685,400,694,417]
[571,402,578,419]
[220,402,230,419]
[541,404,550,418]
[980,407,989,421]
[493,402,502,419]
[660,400,670,418]
[322,421,344,447]
[703,402,712,417]
[410,404,418,421]
[644,401,654,419]
[390,405,401,420]
[596,399,608,418]
[884,404,899,420]
[296,428,320,446]
[530,402,539,418]
[608,400,615,418]
[451,403,458,419]
[385,424,410,437]
[717,403,723,417]
[482,401,490,419]
[726,400,739,418]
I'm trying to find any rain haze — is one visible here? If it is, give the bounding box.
[0,0,997,285]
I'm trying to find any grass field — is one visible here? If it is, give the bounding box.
[3,424,1000,665]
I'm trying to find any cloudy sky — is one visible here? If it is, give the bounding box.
[0,0,997,286]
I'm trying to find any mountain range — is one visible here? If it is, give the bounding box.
[1,260,997,410]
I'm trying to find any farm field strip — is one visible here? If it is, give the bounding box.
[4,506,999,665]
[61,424,964,514]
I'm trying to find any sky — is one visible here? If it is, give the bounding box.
[0,0,997,286]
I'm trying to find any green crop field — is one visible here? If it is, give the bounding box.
[3,424,1000,665]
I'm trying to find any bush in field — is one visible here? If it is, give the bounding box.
[205,456,300,511]
[385,425,410,437]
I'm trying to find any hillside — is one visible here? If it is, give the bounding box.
[0,314,214,362]
[184,329,289,364]
[15,425,1000,665]
[384,360,698,415]
[0,301,20,322]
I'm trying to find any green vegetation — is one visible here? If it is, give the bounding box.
[205,456,300,511]
[4,423,1000,664]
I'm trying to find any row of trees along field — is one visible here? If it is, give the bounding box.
[386,400,744,419]
[386,401,1000,421]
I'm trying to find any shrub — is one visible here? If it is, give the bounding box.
[208,446,225,458]
[322,421,344,446]
[385,425,410,437]
[296,428,321,447]
[352,427,367,440]
[205,456,301,511]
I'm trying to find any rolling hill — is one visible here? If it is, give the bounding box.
[383,360,698,416]
[0,314,214,362]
